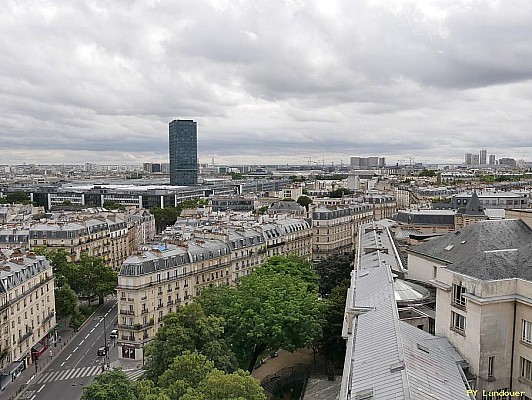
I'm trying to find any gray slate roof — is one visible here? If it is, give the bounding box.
[343,222,470,399]
[409,219,532,280]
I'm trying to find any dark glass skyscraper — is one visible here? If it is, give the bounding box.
[169,119,198,186]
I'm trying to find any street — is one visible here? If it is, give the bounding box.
[19,300,118,400]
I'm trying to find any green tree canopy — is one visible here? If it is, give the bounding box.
[328,187,352,198]
[149,351,265,400]
[103,200,126,211]
[150,199,206,232]
[55,283,78,320]
[81,369,137,400]
[314,253,355,296]
[419,168,436,177]
[321,279,350,364]
[77,253,117,305]
[259,255,319,292]
[296,195,313,210]
[0,191,31,204]
[182,369,265,400]
[198,256,325,372]
[144,303,238,381]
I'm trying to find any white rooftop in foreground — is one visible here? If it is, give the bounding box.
[339,221,471,400]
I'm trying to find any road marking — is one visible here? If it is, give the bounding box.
[60,361,65,367]
[80,340,85,345]
[66,354,72,360]
[37,384,46,393]
[30,395,36,400]
[73,346,79,352]
[90,328,95,332]
[85,334,90,339]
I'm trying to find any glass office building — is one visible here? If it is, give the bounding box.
[169,119,198,186]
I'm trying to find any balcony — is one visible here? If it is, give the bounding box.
[131,320,155,331]
[119,309,135,316]
[42,312,55,324]
[19,330,33,343]
[141,309,149,315]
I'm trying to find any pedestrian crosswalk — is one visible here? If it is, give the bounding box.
[32,366,144,385]
[34,365,102,384]
[124,369,144,381]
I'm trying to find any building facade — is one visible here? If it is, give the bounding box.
[311,204,373,261]
[0,251,56,390]
[169,119,198,186]
[116,216,313,361]
[406,220,532,398]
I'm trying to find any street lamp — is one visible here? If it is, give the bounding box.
[100,316,109,366]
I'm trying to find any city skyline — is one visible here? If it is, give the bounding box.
[2,1,532,165]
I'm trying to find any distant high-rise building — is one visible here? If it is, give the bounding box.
[350,156,385,169]
[499,157,516,167]
[465,153,473,165]
[489,154,496,165]
[169,119,198,186]
[480,149,487,165]
[471,154,480,165]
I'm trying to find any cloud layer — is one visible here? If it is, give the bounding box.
[2,0,532,165]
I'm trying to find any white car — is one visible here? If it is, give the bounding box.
[109,329,118,339]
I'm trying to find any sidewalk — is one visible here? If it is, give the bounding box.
[251,348,314,381]
[1,326,76,400]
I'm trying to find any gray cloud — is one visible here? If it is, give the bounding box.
[1,0,532,166]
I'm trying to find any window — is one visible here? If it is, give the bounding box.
[452,283,467,308]
[521,357,532,381]
[451,311,466,332]
[523,320,532,344]
[488,356,494,378]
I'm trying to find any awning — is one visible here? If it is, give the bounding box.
[31,342,48,357]
[0,360,24,376]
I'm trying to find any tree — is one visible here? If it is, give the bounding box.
[153,351,265,400]
[260,255,319,293]
[150,199,205,232]
[321,280,350,364]
[328,188,352,198]
[77,253,117,305]
[136,380,170,400]
[199,257,325,372]
[55,283,78,320]
[182,369,265,400]
[256,205,269,215]
[144,303,238,381]
[0,191,31,204]
[314,253,355,296]
[103,200,126,211]
[419,169,436,177]
[81,369,137,400]
[296,195,312,211]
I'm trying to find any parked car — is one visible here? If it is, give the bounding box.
[110,329,118,339]
[97,346,108,356]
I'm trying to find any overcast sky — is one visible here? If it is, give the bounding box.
[2,0,532,166]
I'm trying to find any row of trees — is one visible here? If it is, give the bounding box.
[82,352,265,400]
[36,249,118,327]
[0,191,33,205]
